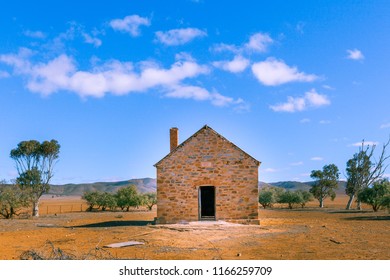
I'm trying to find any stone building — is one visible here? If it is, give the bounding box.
[154,125,260,224]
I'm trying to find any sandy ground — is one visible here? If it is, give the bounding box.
[0,195,389,260]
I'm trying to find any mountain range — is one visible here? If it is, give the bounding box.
[48,178,157,196]
[46,178,346,196]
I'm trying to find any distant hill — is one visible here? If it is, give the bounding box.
[48,178,156,196]
[259,180,347,194]
[269,181,312,191]
[1,178,347,196]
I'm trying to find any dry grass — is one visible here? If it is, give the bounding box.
[0,195,389,260]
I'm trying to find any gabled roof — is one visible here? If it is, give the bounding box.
[154,125,261,167]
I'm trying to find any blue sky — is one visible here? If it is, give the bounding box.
[0,0,389,184]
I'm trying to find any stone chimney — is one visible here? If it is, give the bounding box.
[170,127,179,152]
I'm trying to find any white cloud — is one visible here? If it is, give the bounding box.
[211,43,239,53]
[322,84,335,90]
[305,89,330,106]
[27,54,76,95]
[270,95,305,112]
[155,28,207,46]
[213,55,250,73]
[0,48,35,75]
[263,168,278,173]
[212,32,273,54]
[351,141,379,147]
[165,85,213,101]
[0,70,10,78]
[310,157,323,161]
[175,52,195,62]
[165,85,243,107]
[290,161,304,166]
[24,30,46,39]
[0,49,243,107]
[380,123,390,129]
[110,15,150,36]
[252,58,318,86]
[300,118,311,123]
[0,49,209,95]
[295,22,305,34]
[346,49,364,60]
[244,32,273,53]
[319,120,331,124]
[270,89,330,113]
[82,33,102,47]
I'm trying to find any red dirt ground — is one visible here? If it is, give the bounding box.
[0,195,389,260]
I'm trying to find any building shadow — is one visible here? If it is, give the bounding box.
[343,216,390,221]
[329,210,371,214]
[69,220,155,228]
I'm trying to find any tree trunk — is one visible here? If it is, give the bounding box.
[319,198,324,208]
[346,194,354,210]
[356,200,362,210]
[32,201,39,217]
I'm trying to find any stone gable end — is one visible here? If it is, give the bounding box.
[155,125,260,225]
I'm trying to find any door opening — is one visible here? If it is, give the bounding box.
[199,186,215,220]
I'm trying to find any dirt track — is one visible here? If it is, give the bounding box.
[0,195,389,260]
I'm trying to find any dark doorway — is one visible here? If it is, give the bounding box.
[199,186,215,220]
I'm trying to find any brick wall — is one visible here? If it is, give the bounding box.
[155,127,259,224]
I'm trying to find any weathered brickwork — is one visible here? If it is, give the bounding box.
[154,125,260,225]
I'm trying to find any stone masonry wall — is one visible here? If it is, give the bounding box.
[156,127,259,224]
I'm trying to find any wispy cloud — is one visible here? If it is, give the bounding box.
[110,15,151,36]
[346,49,364,61]
[155,28,207,46]
[252,57,318,86]
[211,43,239,53]
[0,70,10,78]
[270,89,330,113]
[213,55,250,73]
[212,32,273,54]
[82,33,102,47]
[36,23,104,54]
[300,118,311,123]
[310,157,323,161]
[322,84,335,90]
[319,120,331,124]
[24,30,46,39]
[295,22,305,34]
[380,123,390,129]
[350,141,379,147]
[165,85,243,107]
[290,161,304,166]
[262,168,278,173]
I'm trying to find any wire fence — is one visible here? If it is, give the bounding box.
[39,202,88,215]
[38,202,155,215]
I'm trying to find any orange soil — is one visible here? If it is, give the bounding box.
[0,195,389,260]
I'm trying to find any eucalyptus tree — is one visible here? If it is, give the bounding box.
[277,190,302,209]
[115,185,143,211]
[10,139,60,217]
[310,164,340,208]
[143,192,157,211]
[345,139,390,210]
[358,179,390,212]
[0,180,31,219]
